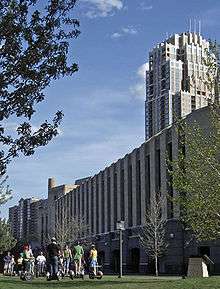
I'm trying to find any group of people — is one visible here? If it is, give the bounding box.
[3,245,46,276]
[3,238,98,280]
[47,238,98,280]
[3,252,15,275]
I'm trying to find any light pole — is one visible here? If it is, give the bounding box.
[116,220,125,278]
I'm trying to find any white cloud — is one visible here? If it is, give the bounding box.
[111,32,122,39]
[139,1,153,11]
[111,26,138,39]
[130,63,149,100]
[81,0,123,18]
[122,27,137,35]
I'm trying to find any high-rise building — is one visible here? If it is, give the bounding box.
[145,32,212,140]
[9,197,41,242]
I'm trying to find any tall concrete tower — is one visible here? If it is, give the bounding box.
[145,32,213,140]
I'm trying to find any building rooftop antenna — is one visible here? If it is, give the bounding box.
[198,20,201,36]
[194,19,197,34]
[189,18,192,33]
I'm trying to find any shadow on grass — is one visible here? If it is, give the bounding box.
[0,277,179,288]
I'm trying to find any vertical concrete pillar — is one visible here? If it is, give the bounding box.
[131,149,137,227]
[116,160,121,222]
[104,168,108,233]
[172,125,180,218]
[110,164,114,231]
[93,176,97,235]
[149,138,156,210]
[160,131,168,218]
[98,173,102,234]
[75,187,79,218]
[124,155,129,228]
[140,144,146,223]
[88,179,92,235]
[79,184,83,218]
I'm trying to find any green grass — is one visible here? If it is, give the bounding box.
[1,275,220,289]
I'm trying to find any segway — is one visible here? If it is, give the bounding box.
[46,261,63,281]
[46,271,62,281]
[69,267,85,280]
[36,261,46,278]
[89,264,103,280]
[20,259,35,282]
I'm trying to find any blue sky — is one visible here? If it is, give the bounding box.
[1,0,220,217]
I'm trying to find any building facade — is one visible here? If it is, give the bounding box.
[9,197,41,242]
[9,107,220,274]
[145,32,212,140]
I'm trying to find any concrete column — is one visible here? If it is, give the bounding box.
[104,168,108,233]
[75,187,79,218]
[88,179,92,235]
[93,176,97,235]
[131,149,137,227]
[124,155,129,228]
[84,183,88,224]
[116,160,121,222]
[72,189,75,219]
[110,165,115,231]
[79,184,83,218]
[160,131,168,218]
[172,125,180,218]
[140,143,146,223]
[98,173,102,234]
[149,138,156,210]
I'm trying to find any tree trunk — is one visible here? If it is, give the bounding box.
[155,255,158,277]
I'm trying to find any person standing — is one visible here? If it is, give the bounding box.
[17,253,24,276]
[63,244,72,275]
[47,237,60,280]
[36,251,46,276]
[10,255,15,275]
[89,244,98,276]
[3,252,12,275]
[73,241,84,276]
[23,244,35,274]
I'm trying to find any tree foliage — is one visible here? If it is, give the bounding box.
[0,218,16,253]
[140,195,168,276]
[169,41,220,241]
[54,213,88,249]
[0,0,80,176]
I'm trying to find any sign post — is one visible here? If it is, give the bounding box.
[116,220,125,278]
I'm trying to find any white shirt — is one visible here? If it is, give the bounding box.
[36,255,46,263]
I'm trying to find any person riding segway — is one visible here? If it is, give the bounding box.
[72,241,84,278]
[36,252,46,277]
[46,237,61,281]
[20,244,35,281]
[88,244,103,280]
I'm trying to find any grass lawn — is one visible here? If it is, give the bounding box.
[0,275,220,289]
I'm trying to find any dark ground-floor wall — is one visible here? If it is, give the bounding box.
[92,220,220,275]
